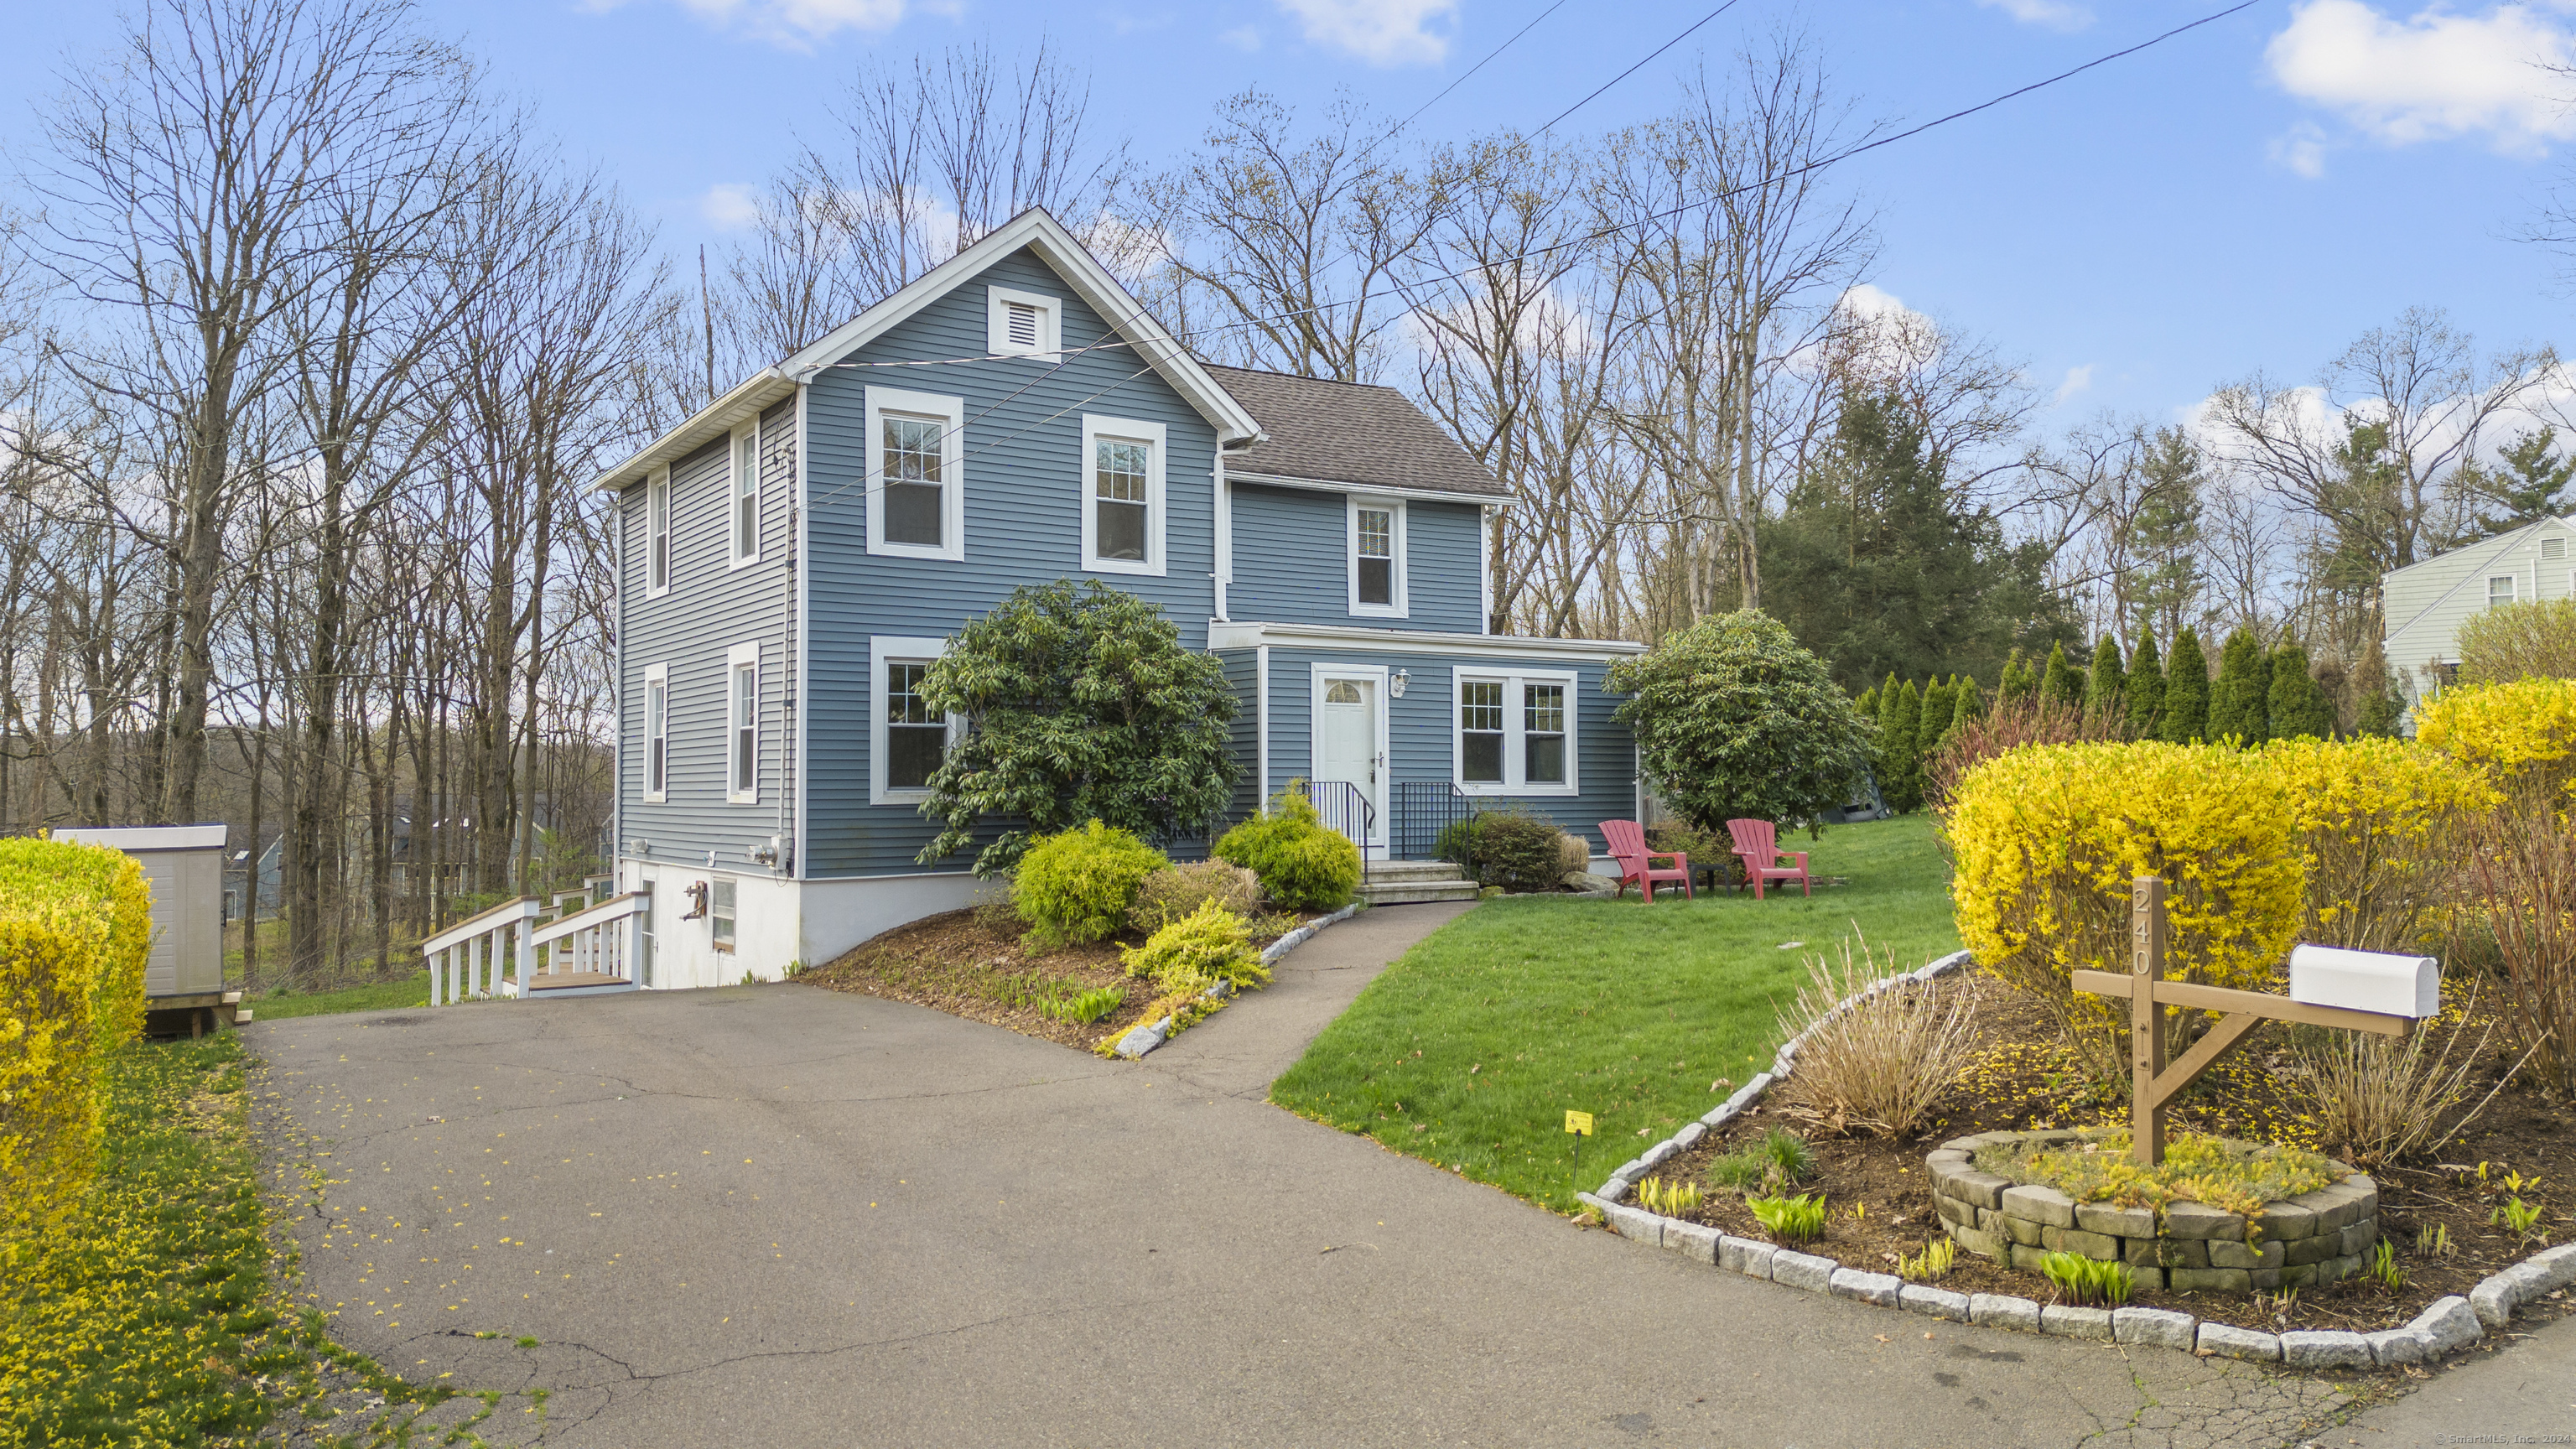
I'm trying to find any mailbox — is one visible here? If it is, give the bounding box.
[2288,944,2438,1020]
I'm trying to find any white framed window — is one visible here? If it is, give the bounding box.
[726,642,760,804]
[729,422,760,567]
[986,285,1062,361]
[646,466,673,598]
[643,662,669,803]
[865,387,965,561]
[1452,667,1579,796]
[2544,536,2567,562]
[1080,415,1166,576]
[1348,496,1408,617]
[870,636,959,805]
[710,878,737,953]
[2490,575,2519,609]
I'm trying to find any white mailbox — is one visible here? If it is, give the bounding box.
[2288,943,2438,1020]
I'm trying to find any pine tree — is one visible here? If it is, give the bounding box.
[1997,650,2036,706]
[2267,638,2335,740]
[2207,628,2270,745]
[2084,636,2126,722]
[2039,641,2085,709]
[1945,675,1980,744]
[1920,677,1955,747]
[1857,686,1879,720]
[1877,678,1924,813]
[2124,631,2164,739]
[2161,627,2210,743]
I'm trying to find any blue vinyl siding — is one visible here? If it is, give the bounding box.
[1227,484,1484,633]
[618,400,797,873]
[801,247,1223,880]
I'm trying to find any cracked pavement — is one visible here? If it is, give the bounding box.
[250,901,2433,1447]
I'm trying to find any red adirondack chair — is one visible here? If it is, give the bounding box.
[1599,819,1692,902]
[1726,818,1811,900]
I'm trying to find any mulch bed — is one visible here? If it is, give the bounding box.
[1654,969,2575,1352]
[799,905,1311,1052]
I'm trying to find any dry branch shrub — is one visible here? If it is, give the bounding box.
[2467,808,2576,1098]
[1128,860,1262,934]
[0,839,153,1239]
[2266,735,2496,954]
[2293,992,2495,1162]
[2415,677,2576,809]
[1945,742,2301,1083]
[1923,696,2120,812]
[1775,932,1976,1136]
[2455,596,2576,687]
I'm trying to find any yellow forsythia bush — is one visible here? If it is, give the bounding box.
[2414,676,2576,806]
[2264,735,2497,954]
[1948,741,2303,1080]
[0,838,153,1234]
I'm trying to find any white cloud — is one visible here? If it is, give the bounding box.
[2054,364,2096,405]
[1274,0,1454,65]
[1219,23,1262,50]
[2265,0,2576,155]
[1976,0,2094,32]
[699,183,762,231]
[2269,120,2333,176]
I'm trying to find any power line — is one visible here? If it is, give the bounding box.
[1370,0,1574,158]
[1534,0,1747,137]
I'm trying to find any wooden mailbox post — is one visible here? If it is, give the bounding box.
[2071,875,2419,1167]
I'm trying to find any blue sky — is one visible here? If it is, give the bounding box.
[5,0,2569,431]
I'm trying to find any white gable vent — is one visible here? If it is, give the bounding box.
[988,286,1061,360]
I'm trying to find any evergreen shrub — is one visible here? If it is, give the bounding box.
[1213,787,1362,911]
[1607,610,1873,831]
[1120,899,1267,990]
[1465,808,1571,893]
[1013,821,1169,949]
[1128,860,1263,935]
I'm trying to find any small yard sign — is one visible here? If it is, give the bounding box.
[1564,1110,1593,1135]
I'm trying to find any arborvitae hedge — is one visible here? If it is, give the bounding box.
[2161,626,2210,743]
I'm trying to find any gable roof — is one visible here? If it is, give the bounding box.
[587,209,1262,494]
[1206,365,1508,503]
[2383,513,2576,644]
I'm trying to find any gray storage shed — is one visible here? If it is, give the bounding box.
[53,823,238,1031]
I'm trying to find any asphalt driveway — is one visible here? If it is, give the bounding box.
[253,902,2399,1448]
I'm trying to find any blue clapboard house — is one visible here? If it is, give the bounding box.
[590,209,1644,988]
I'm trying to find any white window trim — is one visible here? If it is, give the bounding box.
[726,641,761,805]
[1080,414,1166,578]
[1306,662,1389,849]
[1451,667,1579,797]
[2489,574,2519,609]
[642,662,669,804]
[986,284,1062,361]
[728,421,761,569]
[865,387,966,562]
[871,636,961,807]
[1348,495,1409,619]
[646,466,673,599]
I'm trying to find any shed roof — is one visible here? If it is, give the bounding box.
[1206,365,1507,501]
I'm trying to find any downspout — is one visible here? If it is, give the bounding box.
[1213,455,1230,621]
[1256,644,1270,814]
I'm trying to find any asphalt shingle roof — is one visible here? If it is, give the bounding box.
[1203,364,1507,500]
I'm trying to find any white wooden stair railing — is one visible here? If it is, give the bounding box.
[525,891,651,989]
[422,896,543,1005]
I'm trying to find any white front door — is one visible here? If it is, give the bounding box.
[1314,674,1385,849]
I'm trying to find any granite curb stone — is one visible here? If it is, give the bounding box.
[2112,1306,2197,1351]
[1662,1219,1720,1264]
[2195,1323,2282,1362]
[2040,1305,2115,1341]
[1829,1268,1903,1306]
[1771,1250,1836,1293]
[1968,1294,2042,1332]
[1899,1285,1971,1320]
[2279,1330,2373,1369]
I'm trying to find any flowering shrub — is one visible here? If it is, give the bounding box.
[1013,821,1168,949]
[1946,741,2301,1082]
[2414,676,2576,807]
[1,838,152,1236]
[2265,735,2497,953]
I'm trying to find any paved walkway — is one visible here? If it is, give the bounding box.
[256,902,2407,1447]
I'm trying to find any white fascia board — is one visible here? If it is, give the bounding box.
[587,370,796,495]
[53,823,229,852]
[777,208,1265,445]
[1208,620,1644,660]
[1225,468,1509,511]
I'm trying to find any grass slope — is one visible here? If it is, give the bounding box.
[247,970,435,1021]
[1270,814,1957,1210]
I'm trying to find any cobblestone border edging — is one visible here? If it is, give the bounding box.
[1112,902,1364,1059]
[1571,948,2576,1369]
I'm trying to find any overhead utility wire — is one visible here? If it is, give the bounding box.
[801,0,2265,507]
[1533,0,1746,137]
[1368,0,1574,158]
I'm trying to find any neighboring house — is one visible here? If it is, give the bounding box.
[2382,514,2576,714]
[588,208,1644,989]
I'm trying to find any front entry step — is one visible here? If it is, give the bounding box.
[1358,860,1482,906]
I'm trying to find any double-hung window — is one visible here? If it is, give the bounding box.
[1080,416,1165,575]
[646,468,672,596]
[729,423,760,566]
[1348,496,1407,616]
[871,636,955,804]
[865,387,965,560]
[1454,669,1578,795]
[643,663,669,802]
[725,643,759,804]
[2490,575,2519,609]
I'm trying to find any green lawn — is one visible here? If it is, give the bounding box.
[1270,813,1959,1211]
[244,969,436,1020]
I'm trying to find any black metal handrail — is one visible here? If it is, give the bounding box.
[1296,778,1377,861]
[1390,781,1477,871]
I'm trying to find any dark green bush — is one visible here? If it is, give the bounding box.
[1472,808,1568,893]
[1213,787,1361,911]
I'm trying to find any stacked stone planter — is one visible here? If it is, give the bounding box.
[1929,1130,2378,1291]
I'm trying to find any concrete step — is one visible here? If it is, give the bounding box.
[1356,878,1483,906]
[1363,860,1467,881]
